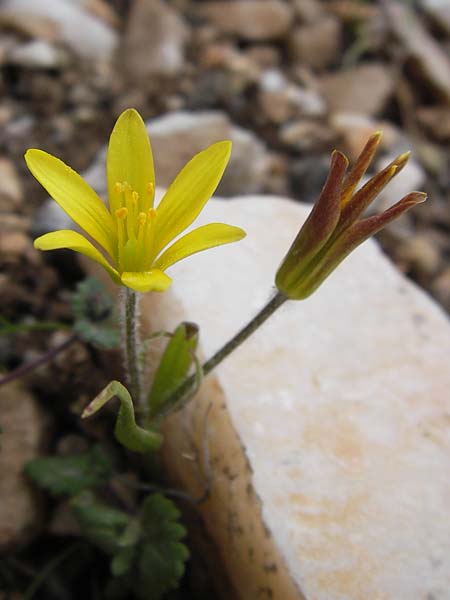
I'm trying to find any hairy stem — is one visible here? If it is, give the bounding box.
[122,288,142,407]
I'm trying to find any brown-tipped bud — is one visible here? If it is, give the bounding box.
[275,133,426,301]
[340,131,383,206]
[390,151,410,174]
[336,164,398,236]
[344,191,427,246]
[275,151,348,298]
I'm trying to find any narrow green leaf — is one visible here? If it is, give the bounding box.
[147,323,199,419]
[25,445,112,496]
[71,491,130,555]
[110,517,142,576]
[82,381,163,453]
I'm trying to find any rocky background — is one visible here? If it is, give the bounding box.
[0,0,449,598]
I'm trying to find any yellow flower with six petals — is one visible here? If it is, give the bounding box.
[26,109,246,292]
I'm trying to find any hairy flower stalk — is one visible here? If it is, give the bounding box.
[121,288,142,406]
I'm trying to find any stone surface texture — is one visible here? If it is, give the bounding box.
[319,63,394,116]
[137,196,450,600]
[195,0,293,41]
[0,381,47,548]
[120,0,189,79]
[0,0,118,61]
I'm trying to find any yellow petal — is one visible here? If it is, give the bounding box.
[25,149,116,258]
[121,270,172,293]
[154,223,246,271]
[34,230,120,284]
[153,141,232,256]
[107,109,155,214]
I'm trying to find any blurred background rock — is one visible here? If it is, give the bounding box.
[0,0,449,310]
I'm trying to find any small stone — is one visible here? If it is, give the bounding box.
[330,113,401,161]
[280,120,333,151]
[224,125,269,195]
[120,0,189,80]
[259,69,326,123]
[0,0,118,61]
[386,2,450,103]
[0,158,23,211]
[396,234,441,278]
[84,0,120,29]
[6,39,67,69]
[421,0,450,35]
[147,111,270,195]
[195,0,294,41]
[0,231,31,257]
[319,63,394,116]
[0,381,48,548]
[244,45,281,69]
[291,0,324,22]
[417,106,450,141]
[288,17,342,70]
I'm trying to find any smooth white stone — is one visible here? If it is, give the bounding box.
[139,196,450,600]
[0,0,118,61]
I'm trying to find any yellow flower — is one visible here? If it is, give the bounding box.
[26,109,246,293]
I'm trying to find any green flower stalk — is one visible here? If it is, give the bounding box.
[276,132,427,300]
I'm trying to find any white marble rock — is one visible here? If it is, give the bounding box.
[136,196,450,600]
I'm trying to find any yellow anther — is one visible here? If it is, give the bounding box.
[132,191,139,204]
[115,207,128,219]
[147,182,154,196]
[138,212,147,226]
[148,208,157,220]
[114,182,123,195]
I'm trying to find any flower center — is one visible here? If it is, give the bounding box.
[113,181,156,273]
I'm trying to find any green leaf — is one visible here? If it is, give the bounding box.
[25,445,112,496]
[71,491,130,555]
[111,545,136,578]
[111,518,141,577]
[71,277,119,349]
[82,381,163,453]
[73,319,119,349]
[147,323,199,420]
[137,494,189,600]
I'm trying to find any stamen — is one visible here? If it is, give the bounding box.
[115,208,127,271]
[137,212,147,245]
[115,207,128,219]
[114,182,123,195]
[147,182,155,209]
[123,184,136,240]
